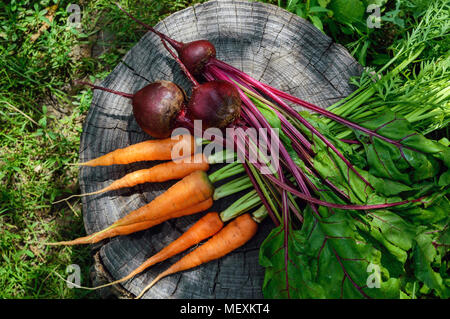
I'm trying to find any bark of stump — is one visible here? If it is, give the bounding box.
[80,0,362,299]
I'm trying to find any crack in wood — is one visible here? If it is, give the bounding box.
[120,61,152,83]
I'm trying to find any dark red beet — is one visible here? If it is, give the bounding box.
[135,20,241,132]
[188,80,241,130]
[81,7,241,136]
[77,78,241,138]
[76,80,185,139]
[178,40,216,75]
[132,81,185,138]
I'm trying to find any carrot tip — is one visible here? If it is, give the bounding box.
[52,189,106,204]
[52,195,78,204]
[42,241,67,246]
[53,270,98,290]
[135,281,155,299]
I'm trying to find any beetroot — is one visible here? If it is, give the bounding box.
[76,76,241,138]
[77,5,241,139]
[178,40,216,75]
[76,80,185,138]
[188,80,241,130]
[132,81,185,138]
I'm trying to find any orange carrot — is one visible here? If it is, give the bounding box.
[136,213,258,298]
[53,154,209,204]
[46,171,214,246]
[82,212,224,290]
[46,197,213,246]
[79,134,195,167]
[111,170,213,228]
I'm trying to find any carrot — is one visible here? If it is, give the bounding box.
[53,153,209,204]
[79,134,195,167]
[135,213,258,298]
[78,212,224,290]
[112,170,213,228]
[46,171,214,246]
[46,197,213,246]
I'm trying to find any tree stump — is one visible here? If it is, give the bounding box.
[80,0,362,299]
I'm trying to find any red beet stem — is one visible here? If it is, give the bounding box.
[242,162,280,226]
[115,3,183,52]
[174,109,195,130]
[208,63,374,190]
[158,37,200,87]
[210,58,419,153]
[75,80,133,99]
[208,66,321,217]
[261,170,425,210]
[116,3,199,87]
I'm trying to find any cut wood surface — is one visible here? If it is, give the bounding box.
[80,0,362,299]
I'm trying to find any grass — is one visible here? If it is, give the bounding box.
[0,0,446,299]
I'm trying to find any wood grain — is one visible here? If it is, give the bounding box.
[79,0,362,299]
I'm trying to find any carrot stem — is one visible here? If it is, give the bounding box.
[251,205,268,224]
[206,149,237,164]
[213,175,252,200]
[219,190,260,222]
[208,162,244,184]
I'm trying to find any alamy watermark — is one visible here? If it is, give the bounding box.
[65,264,81,289]
[367,4,382,29]
[170,121,280,175]
[67,4,81,28]
[366,263,381,288]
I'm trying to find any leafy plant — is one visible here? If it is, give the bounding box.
[257,0,449,299]
[280,0,332,32]
[273,0,441,66]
